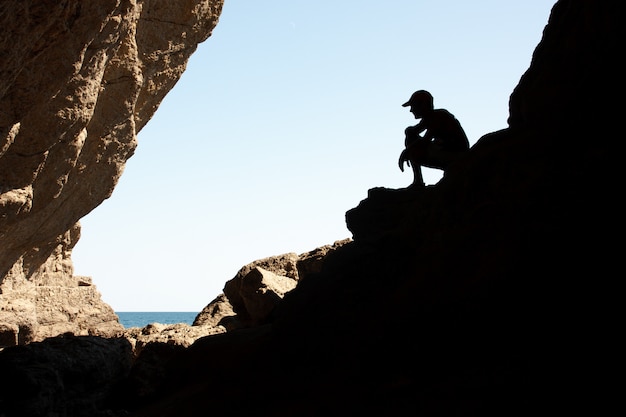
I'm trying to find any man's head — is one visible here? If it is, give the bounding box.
[402,90,434,118]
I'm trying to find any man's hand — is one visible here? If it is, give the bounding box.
[398,149,410,172]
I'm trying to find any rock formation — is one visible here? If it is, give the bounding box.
[194,239,351,329]
[0,1,621,416]
[0,0,224,345]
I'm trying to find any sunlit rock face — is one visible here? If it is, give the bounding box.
[0,0,224,345]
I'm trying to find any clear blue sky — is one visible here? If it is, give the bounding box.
[72,1,556,312]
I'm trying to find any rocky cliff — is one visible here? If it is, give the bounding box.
[0,1,621,416]
[0,0,224,344]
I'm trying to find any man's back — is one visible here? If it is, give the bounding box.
[421,109,469,153]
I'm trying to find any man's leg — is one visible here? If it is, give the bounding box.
[406,140,428,188]
[410,161,425,188]
[422,143,466,171]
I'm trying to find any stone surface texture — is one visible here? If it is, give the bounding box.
[194,239,351,329]
[0,334,133,417]
[0,0,224,345]
[123,322,225,358]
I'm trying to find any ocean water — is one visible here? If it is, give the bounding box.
[116,312,198,328]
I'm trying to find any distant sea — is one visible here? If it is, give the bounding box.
[116,312,198,328]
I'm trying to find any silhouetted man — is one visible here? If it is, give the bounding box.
[398,90,469,188]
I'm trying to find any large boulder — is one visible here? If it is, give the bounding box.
[194,239,351,329]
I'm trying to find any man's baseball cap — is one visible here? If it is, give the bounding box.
[402,90,433,107]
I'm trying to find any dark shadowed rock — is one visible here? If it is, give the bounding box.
[125,1,620,416]
[0,335,133,417]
